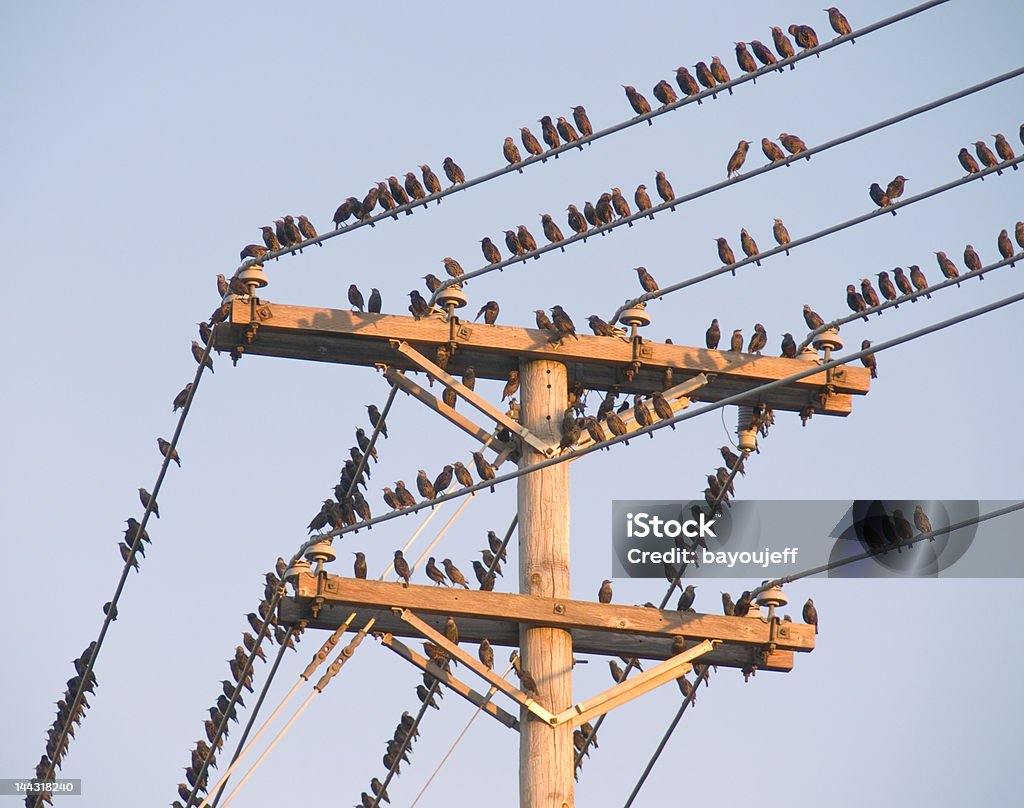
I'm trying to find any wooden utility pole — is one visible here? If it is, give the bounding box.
[518,359,573,808]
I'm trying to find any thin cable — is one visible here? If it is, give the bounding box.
[235,1,951,275]
[433,67,1024,308]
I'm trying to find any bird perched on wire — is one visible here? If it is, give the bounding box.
[892,267,914,299]
[571,105,593,139]
[605,410,629,444]
[449,461,472,489]
[789,23,819,52]
[394,481,416,508]
[716,236,736,271]
[706,318,721,349]
[868,183,889,210]
[710,56,732,92]
[634,266,660,297]
[481,236,502,265]
[472,451,496,491]
[773,219,792,254]
[551,305,577,338]
[651,390,674,427]
[964,244,983,277]
[566,205,589,238]
[652,79,677,107]
[860,340,877,379]
[515,224,539,257]
[260,224,281,253]
[503,228,526,259]
[771,26,796,63]
[519,127,544,161]
[878,271,899,306]
[1016,221,1024,250]
[366,404,388,438]
[761,138,786,165]
[357,188,378,223]
[539,115,561,153]
[846,285,868,321]
[974,140,1001,175]
[157,437,180,467]
[885,175,907,204]
[610,187,632,224]
[802,304,824,331]
[415,470,436,501]
[750,39,780,71]
[993,133,1017,168]
[503,137,523,172]
[239,244,268,262]
[584,415,609,447]
[802,598,818,633]
[440,256,464,280]
[633,395,654,435]
[654,170,676,210]
[727,140,750,178]
[296,215,318,244]
[736,228,762,266]
[914,505,933,538]
[734,42,758,77]
[419,164,442,201]
[860,278,881,312]
[958,147,981,177]
[748,323,767,354]
[556,116,582,149]
[282,215,303,250]
[673,66,701,103]
[995,229,1015,268]
[623,85,652,121]
[935,251,960,287]
[541,213,565,249]
[402,171,426,203]
[779,132,808,158]
[386,176,411,211]
[909,265,931,298]
[442,156,465,186]
[139,487,159,518]
[632,185,655,221]
[827,7,853,39]
[191,340,213,373]
[694,61,717,97]
[374,182,397,220]
[173,384,193,416]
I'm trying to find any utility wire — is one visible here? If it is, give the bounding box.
[431,67,1024,308]
[235,1,953,275]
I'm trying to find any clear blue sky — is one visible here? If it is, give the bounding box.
[2,1,1022,805]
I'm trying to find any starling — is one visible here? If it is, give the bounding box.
[739,228,760,265]
[677,584,697,611]
[103,600,118,621]
[472,451,496,490]
[421,273,439,295]
[392,550,411,586]
[734,590,751,616]
[157,437,180,467]
[409,290,431,319]
[503,229,525,259]
[481,549,503,576]
[118,542,140,571]
[588,315,620,338]
[556,116,582,149]
[727,140,750,178]
[584,415,608,446]
[704,318,722,349]
[125,517,149,545]
[539,115,561,152]
[964,244,983,277]
[367,288,382,314]
[394,480,416,508]
[885,175,907,203]
[503,136,524,172]
[520,669,539,696]
[803,304,824,330]
[517,224,539,255]
[350,551,367,580]
[771,26,796,63]
[139,487,159,518]
[914,505,933,537]
[860,278,881,311]
[260,225,281,252]
[958,148,981,177]
[730,328,743,352]
[453,461,473,487]
[694,61,717,97]
[376,182,398,219]
[605,410,629,444]
[634,266,659,296]
[332,198,357,228]
[720,445,745,475]
[566,205,589,237]
[404,171,426,202]
[652,79,678,107]
[998,229,1015,267]
[802,598,818,633]
[655,170,676,210]
[1017,221,1024,250]
[735,42,758,76]
[296,215,318,244]
[633,394,654,435]
[846,285,868,321]
[827,7,853,38]
[442,156,465,186]
[443,616,459,647]
[935,251,960,287]
[892,509,913,544]
[239,243,269,261]
[869,182,888,209]
[415,469,435,501]
[772,218,791,254]
[420,164,442,200]
[993,133,1017,168]
[572,105,593,138]
[721,591,735,616]
[631,185,655,221]
[750,39,781,71]
[473,560,496,590]
[789,23,819,51]
[243,632,267,663]
[480,237,501,265]
[598,579,613,604]
[442,256,464,279]
[716,237,736,270]
[623,85,652,121]
[172,383,193,412]
[582,201,600,229]
[471,301,498,327]
[502,369,520,400]
[442,558,469,589]
[781,332,797,357]
[479,639,494,670]
[651,390,674,427]
[286,214,305,248]
[541,213,565,249]
[611,187,632,223]
[487,530,508,562]
[677,675,695,702]
[975,140,1001,175]
[860,340,877,378]
[748,323,767,353]
[878,271,899,306]
[348,284,365,312]
[417,684,440,709]
[1020,123,1024,148]
[594,192,614,227]
[366,404,388,438]
[779,133,808,158]
[710,56,732,92]
[609,659,626,683]
[191,340,213,373]
[893,266,914,298]
[216,273,231,299]
[909,265,931,298]
[761,137,786,163]
[551,305,577,337]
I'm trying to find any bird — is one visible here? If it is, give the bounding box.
[348,284,365,311]
[677,675,696,702]
[281,216,302,250]
[958,148,981,177]
[802,598,818,633]
[366,404,388,438]
[172,383,193,413]
[789,23,819,51]
[296,214,318,244]
[869,183,889,209]
[610,187,632,223]
[772,218,791,254]
[442,559,469,589]
[517,224,539,256]
[481,236,501,264]
[587,315,622,338]
[748,323,767,353]
[964,244,983,277]
[779,132,808,158]
[118,542,140,571]
[735,41,758,77]
[502,369,520,400]
[139,487,159,518]
[676,584,697,611]
[559,411,582,452]
[609,660,626,683]
[420,164,442,200]
[191,340,213,373]
[734,591,752,616]
[216,273,231,299]
[403,171,426,203]
[541,213,565,249]
[914,505,933,538]
[519,669,539,696]
[416,470,436,501]
[716,236,736,269]
[998,229,1016,267]
[781,332,797,357]
[993,133,1017,168]
[935,251,960,287]
[623,85,652,121]
[567,105,593,141]
[539,115,561,152]
[827,7,853,39]
[908,264,932,298]
[750,39,780,71]
[605,411,629,444]
[375,182,397,219]
[551,305,577,338]
[479,639,494,670]
[557,116,582,149]
[633,395,654,434]
[860,340,877,378]
[771,26,796,63]
[651,390,674,427]
[634,266,659,297]
[860,278,881,311]
[480,549,502,577]
[472,451,496,491]
[239,244,268,261]
[473,560,496,591]
[442,156,465,186]
[885,175,907,203]
[646,173,675,217]
[803,304,825,330]
[1017,221,1024,250]
[729,328,744,352]
[157,437,180,467]
[710,56,732,92]
[975,140,1001,175]
[878,271,899,306]
[598,579,613,603]
[520,127,544,161]
[474,300,499,325]
[739,228,760,265]
[566,205,589,238]
[694,61,717,97]
[260,225,281,252]
[353,552,367,579]
[893,266,914,298]
[442,256,464,279]
[761,137,786,163]
[394,481,416,508]
[364,288,381,314]
[705,318,721,349]
[408,290,430,320]
[726,140,750,177]
[846,285,868,321]
[630,185,655,222]
[652,79,678,108]
[721,592,735,615]
[503,137,523,172]
[453,461,473,488]
[444,616,459,647]
[393,551,411,586]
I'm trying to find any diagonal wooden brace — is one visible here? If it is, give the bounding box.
[557,640,716,728]
[379,632,519,730]
[397,608,557,725]
[392,341,554,456]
